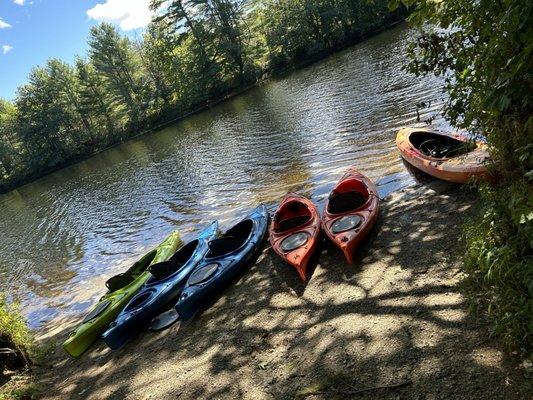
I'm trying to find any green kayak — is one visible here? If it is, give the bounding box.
[63,231,181,358]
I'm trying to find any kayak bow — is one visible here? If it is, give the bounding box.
[62,231,182,357]
[101,222,218,350]
[174,205,268,321]
[322,168,379,264]
[269,193,320,280]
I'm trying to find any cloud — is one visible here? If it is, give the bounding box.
[2,45,13,55]
[0,18,12,29]
[87,0,153,31]
[13,0,24,5]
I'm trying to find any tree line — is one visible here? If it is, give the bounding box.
[0,0,405,192]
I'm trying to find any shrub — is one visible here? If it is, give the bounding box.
[464,181,532,351]
[0,294,32,374]
[392,0,533,352]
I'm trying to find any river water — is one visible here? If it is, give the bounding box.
[0,23,447,329]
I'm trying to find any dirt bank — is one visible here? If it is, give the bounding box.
[35,181,527,399]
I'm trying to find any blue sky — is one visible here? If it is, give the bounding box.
[0,0,153,100]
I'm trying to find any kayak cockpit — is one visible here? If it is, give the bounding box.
[328,180,369,215]
[206,219,253,258]
[147,239,200,282]
[123,290,153,312]
[274,201,312,233]
[171,240,200,266]
[409,131,474,159]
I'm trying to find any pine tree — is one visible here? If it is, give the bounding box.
[88,23,145,129]
[75,58,121,143]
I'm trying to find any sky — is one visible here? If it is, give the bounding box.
[0,0,154,100]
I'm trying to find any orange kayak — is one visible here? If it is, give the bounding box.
[322,169,379,264]
[269,193,320,280]
[396,127,489,184]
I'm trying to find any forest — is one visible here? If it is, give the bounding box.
[0,0,405,193]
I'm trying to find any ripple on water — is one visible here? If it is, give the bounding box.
[0,23,449,329]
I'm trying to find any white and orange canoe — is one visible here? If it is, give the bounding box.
[396,127,490,184]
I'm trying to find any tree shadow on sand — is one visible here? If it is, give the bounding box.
[36,180,526,400]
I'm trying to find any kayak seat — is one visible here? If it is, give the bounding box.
[206,219,253,258]
[149,260,179,281]
[206,237,244,258]
[328,191,367,214]
[105,273,135,292]
[275,201,312,233]
[106,249,158,292]
[147,240,200,282]
[277,216,311,232]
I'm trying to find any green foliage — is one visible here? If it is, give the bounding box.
[464,182,533,351]
[0,100,23,181]
[258,0,400,71]
[139,21,182,110]
[0,1,405,192]
[0,294,32,356]
[88,23,146,128]
[0,295,50,399]
[393,0,533,351]
[75,58,119,140]
[0,295,37,400]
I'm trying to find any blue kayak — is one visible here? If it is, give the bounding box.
[101,222,218,350]
[175,205,268,321]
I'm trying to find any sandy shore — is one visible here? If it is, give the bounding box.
[35,181,526,399]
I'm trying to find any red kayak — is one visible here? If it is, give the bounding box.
[269,193,321,280]
[322,168,379,263]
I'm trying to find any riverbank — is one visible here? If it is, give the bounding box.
[0,15,406,196]
[32,180,529,399]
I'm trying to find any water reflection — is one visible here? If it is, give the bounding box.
[0,23,448,328]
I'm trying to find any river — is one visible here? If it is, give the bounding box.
[0,23,447,329]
